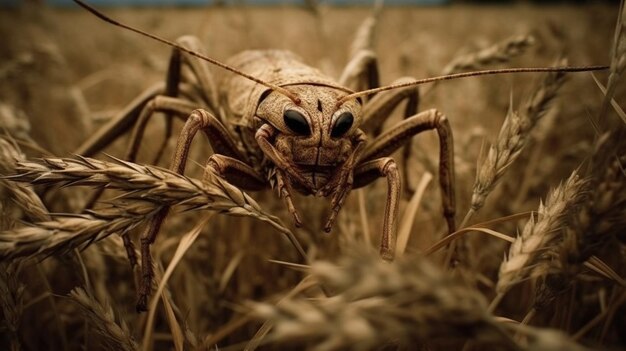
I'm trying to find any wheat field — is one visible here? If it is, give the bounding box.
[0,2,625,350]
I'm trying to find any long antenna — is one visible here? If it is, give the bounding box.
[73,0,301,105]
[336,65,609,107]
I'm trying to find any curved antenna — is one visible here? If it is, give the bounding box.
[336,65,609,107]
[73,0,301,105]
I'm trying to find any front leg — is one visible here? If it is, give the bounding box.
[137,109,248,311]
[361,109,456,234]
[320,129,367,232]
[255,123,315,190]
[353,158,401,261]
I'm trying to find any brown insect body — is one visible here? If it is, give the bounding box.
[221,50,362,195]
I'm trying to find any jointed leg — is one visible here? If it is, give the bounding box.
[204,154,266,191]
[353,157,400,260]
[361,77,420,136]
[124,96,197,162]
[361,109,456,234]
[136,109,248,311]
[339,49,380,93]
[320,130,367,232]
[76,36,218,159]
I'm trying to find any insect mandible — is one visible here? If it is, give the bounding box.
[72,0,607,311]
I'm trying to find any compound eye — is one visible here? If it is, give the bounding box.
[331,112,354,138]
[283,110,311,136]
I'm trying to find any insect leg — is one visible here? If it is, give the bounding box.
[360,109,456,234]
[361,77,420,136]
[204,154,266,191]
[75,83,164,157]
[75,36,217,159]
[136,109,248,311]
[339,49,380,93]
[352,157,400,261]
[321,130,367,232]
[124,96,201,162]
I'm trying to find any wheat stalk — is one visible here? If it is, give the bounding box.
[496,171,587,295]
[599,2,626,124]
[469,59,568,218]
[442,35,535,75]
[535,132,626,310]
[0,156,302,261]
[70,287,137,351]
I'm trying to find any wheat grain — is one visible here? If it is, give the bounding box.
[470,59,568,214]
[534,132,626,310]
[0,138,50,222]
[496,171,587,294]
[442,35,535,75]
[0,156,299,261]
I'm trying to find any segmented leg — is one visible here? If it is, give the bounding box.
[361,109,456,235]
[359,77,420,194]
[76,83,164,157]
[320,130,367,232]
[124,96,197,162]
[361,76,419,136]
[136,109,248,311]
[255,124,315,190]
[204,154,266,191]
[76,37,220,281]
[352,157,400,261]
[340,8,380,93]
[339,49,380,93]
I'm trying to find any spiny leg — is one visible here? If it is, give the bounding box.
[137,109,248,311]
[320,130,367,232]
[361,109,456,234]
[353,157,400,261]
[205,155,310,266]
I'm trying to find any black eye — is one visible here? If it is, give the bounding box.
[331,112,354,138]
[283,110,311,136]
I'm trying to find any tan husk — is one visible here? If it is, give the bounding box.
[0,156,293,260]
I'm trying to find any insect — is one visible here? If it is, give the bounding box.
[72,0,606,311]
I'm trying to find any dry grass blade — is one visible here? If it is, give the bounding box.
[496,171,587,295]
[70,287,138,351]
[598,1,626,123]
[396,172,432,256]
[250,250,518,350]
[442,35,535,75]
[591,73,626,124]
[470,59,568,215]
[0,156,300,261]
[142,215,212,351]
